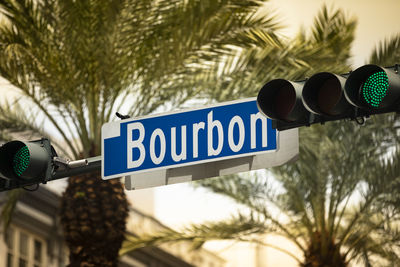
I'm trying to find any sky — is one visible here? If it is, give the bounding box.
[266,0,400,67]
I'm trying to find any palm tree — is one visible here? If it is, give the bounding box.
[120,8,400,267]
[0,0,284,266]
[121,117,400,267]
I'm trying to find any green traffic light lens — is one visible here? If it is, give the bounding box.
[13,145,30,177]
[361,71,389,108]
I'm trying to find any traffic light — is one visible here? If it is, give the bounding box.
[0,138,102,192]
[0,138,56,190]
[257,64,400,130]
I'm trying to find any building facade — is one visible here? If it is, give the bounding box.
[0,186,225,267]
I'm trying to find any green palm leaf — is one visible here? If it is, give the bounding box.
[0,0,286,265]
[369,34,400,66]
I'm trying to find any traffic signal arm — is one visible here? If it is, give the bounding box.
[257,64,400,130]
[52,156,101,180]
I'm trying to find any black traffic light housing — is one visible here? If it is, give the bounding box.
[0,138,102,192]
[257,79,312,130]
[344,64,400,109]
[257,64,400,131]
[0,138,56,190]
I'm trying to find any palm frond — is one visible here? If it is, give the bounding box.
[0,188,24,234]
[199,5,357,103]
[0,99,72,157]
[195,173,270,212]
[120,213,267,255]
[369,34,400,66]
[0,99,44,138]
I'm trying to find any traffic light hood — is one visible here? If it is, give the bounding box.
[302,72,352,116]
[344,64,400,109]
[257,79,308,122]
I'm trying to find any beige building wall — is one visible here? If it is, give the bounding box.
[0,186,225,267]
[127,207,226,267]
[126,187,156,216]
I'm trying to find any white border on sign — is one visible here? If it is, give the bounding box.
[101,97,278,180]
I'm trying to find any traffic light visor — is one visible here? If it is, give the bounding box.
[257,79,306,122]
[302,72,350,116]
[345,64,400,109]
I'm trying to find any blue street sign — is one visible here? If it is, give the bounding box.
[102,98,277,180]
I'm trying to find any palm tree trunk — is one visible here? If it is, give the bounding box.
[301,231,347,267]
[60,172,128,267]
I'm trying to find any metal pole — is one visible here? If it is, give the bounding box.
[52,156,102,180]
